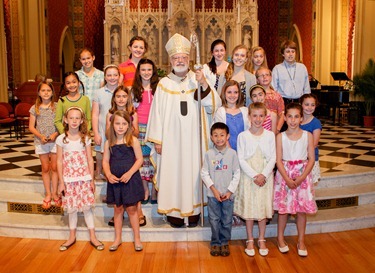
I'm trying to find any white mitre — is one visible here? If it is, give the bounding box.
[165,33,191,57]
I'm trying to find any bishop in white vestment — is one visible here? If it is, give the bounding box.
[146,33,221,227]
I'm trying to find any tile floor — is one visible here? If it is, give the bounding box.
[0,124,374,178]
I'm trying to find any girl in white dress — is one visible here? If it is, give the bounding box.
[57,107,103,251]
[274,102,317,257]
[234,102,276,257]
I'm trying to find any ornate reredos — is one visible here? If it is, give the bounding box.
[104,0,258,71]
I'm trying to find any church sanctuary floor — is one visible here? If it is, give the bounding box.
[0,124,374,178]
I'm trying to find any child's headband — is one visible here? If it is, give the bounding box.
[64,106,85,118]
[249,84,266,96]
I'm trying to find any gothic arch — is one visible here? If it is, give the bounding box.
[290,24,303,62]
[59,26,75,81]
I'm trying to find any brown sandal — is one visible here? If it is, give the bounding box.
[139,216,147,227]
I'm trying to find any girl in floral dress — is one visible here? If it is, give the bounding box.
[274,103,317,257]
[57,107,103,252]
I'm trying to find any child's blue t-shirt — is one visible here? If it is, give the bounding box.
[300,117,322,161]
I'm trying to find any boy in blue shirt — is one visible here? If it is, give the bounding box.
[201,122,240,257]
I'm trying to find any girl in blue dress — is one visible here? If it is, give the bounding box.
[213,80,250,151]
[102,110,144,252]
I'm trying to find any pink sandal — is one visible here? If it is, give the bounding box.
[53,197,62,207]
[42,199,51,209]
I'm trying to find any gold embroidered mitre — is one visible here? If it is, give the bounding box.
[165,33,191,57]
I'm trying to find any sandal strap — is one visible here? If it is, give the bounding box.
[258,239,266,242]
[246,239,254,244]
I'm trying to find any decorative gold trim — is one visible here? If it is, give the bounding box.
[146,137,161,145]
[160,83,195,95]
[157,203,203,217]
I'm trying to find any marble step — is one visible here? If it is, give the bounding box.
[314,182,375,205]
[1,170,374,195]
[315,170,375,189]
[2,180,375,216]
[0,204,374,242]
[0,190,161,218]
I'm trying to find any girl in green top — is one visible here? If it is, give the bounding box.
[54,72,92,134]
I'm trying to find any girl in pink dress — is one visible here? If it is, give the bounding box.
[57,107,103,251]
[132,58,159,204]
[249,85,277,134]
[273,103,317,257]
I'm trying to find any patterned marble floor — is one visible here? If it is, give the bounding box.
[0,124,374,178]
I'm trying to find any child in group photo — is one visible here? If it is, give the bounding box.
[56,106,103,252]
[249,85,277,134]
[247,46,268,74]
[214,80,250,152]
[29,80,59,209]
[300,94,322,184]
[256,66,285,133]
[102,110,145,252]
[272,40,311,106]
[75,47,104,104]
[274,103,317,257]
[92,64,120,180]
[203,39,229,95]
[225,45,257,107]
[234,102,276,257]
[131,58,159,205]
[105,85,141,227]
[55,72,92,134]
[119,36,148,87]
[201,122,240,257]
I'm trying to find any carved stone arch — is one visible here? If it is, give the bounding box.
[108,18,122,64]
[59,26,75,81]
[139,14,160,63]
[204,15,225,62]
[241,19,254,51]
[225,24,233,58]
[173,11,191,38]
[290,24,302,62]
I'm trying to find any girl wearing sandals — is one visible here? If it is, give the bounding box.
[29,80,59,209]
[234,102,276,257]
[57,107,104,251]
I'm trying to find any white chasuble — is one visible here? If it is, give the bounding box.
[146,71,221,218]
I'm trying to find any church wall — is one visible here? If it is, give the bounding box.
[354,0,375,74]
[293,0,313,73]
[47,1,69,81]
[258,0,279,69]
[83,0,105,70]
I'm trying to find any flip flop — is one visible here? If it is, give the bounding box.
[53,197,62,207]
[42,199,51,209]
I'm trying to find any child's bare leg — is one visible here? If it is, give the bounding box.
[296,212,307,249]
[113,205,124,245]
[245,219,254,250]
[40,154,52,200]
[142,180,149,200]
[258,219,267,249]
[126,204,141,246]
[277,213,288,247]
[151,184,157,201]
[95,152,103,178]
[50,153,59,200]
